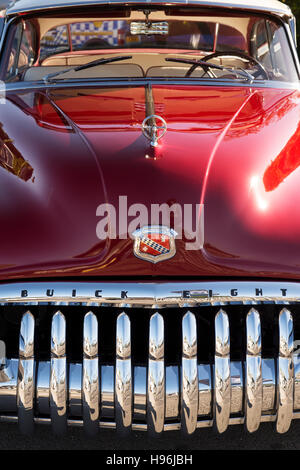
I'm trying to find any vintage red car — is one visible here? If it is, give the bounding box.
[0,0,299,438]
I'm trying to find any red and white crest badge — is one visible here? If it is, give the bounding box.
[132,226,177,263]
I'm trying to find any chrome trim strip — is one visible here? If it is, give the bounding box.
[147,313,165,435]
[284,22,300,80]
[17,311,35,435]
[245,309,262,433]
[0,281,300,307]
[82,312,99,436]
[181,311,198,434]
[276,308,294,433]
[115,313,132,434]
[50,311,67,435]
[145,83,155,119]
[214,309,231,433]
[5,79,300,94]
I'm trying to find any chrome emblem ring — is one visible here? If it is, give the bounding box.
[142,115,167,147]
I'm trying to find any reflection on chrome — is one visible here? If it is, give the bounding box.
[276,308,294,434]
[214,309,231,433]
[165,365,179,420]
[115,312,132,434]
[147,313,165,435]
[101,365,114,419]
[50,311,67,435]
[262,358,276,413]
[198,364,212,417]
[36,361,50,416]
[0,281,300,307]
[69,363,82,417]
[83,312,99,436]
[2,299,300,434]
[245,308,262,433]
[181,311,198,434]
[134,366,146,421]
[230,361,243,415]
[17,311,35,435]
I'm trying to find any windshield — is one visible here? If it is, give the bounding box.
[2,7,299,84]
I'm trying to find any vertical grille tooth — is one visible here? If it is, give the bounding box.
[115,312,132,434]
[50,311,67,435]
[83,312,99,436]
[245,308,262,433]
[17,311,35,435]
[181,311,198,434]
[214,309,230,433]
[147,312,165,435]
[276,308,294,434]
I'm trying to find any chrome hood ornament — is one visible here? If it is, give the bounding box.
[142,115,167,147]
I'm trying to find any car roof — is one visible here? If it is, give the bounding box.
[5,0,293,19]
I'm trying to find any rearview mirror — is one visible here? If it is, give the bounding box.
[130,22,169,35]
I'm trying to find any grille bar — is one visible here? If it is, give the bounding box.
[181,312,198,435]
[277,308,294,433]
[83,312,99,436]
[245,308,262,433]
[115,312,132,434]
[17,311,35,435]
[147,312,165,435]
[2,306,300,434]
[214,309,230,433]
[50,312,67,435]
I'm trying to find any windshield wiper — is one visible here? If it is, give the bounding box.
[43,55,133,83]
[165,57,254,82]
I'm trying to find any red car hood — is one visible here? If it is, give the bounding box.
[1,83,300,280]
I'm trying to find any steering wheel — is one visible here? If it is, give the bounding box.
[187,51,269,79]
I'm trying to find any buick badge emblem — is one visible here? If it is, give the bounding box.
[142,115,167,147]
[132,226,177,263]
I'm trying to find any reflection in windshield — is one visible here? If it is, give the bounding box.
[3,9,298,84]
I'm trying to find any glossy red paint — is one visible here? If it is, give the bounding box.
[0,83,300,281]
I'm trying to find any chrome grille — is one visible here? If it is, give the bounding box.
[1,281,300,436]
[0,304,300,436]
